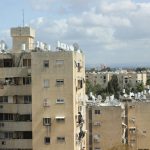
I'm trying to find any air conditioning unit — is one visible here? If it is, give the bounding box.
[94,122,101,126]
[43,99,50,107]
[43,102,49,107]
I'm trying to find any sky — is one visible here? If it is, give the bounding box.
[0,0,150,67]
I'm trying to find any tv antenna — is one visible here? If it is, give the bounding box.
[22,9,24,27]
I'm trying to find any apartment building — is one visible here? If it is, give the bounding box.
[118,72,147,89]
[86,71,147,89]
[127,101,150,150]
[86,72,113,88]
[0,26,86,150]
[86,105,122,150]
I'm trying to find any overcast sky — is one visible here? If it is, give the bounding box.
[0,0,150,67]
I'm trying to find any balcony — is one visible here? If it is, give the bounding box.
[0,122,32,131]
[0,139,32,149]
[0,85,31,95]
[0,104,31,113]
[0,67,29,78]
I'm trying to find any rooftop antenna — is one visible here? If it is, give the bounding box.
[22,9,24,27]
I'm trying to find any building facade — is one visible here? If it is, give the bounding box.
[86,105,122,150]
[127,101,150,150]
[86,71,147,90]
[0,27,86,150]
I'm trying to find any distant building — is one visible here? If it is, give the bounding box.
[86,71,147,90]
[0,26,86,150]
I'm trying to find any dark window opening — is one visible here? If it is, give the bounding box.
[24,96,32,104]
[23,77,31,85]
[4,59,13,67]
[44,137,50,144]
[23,59,31,67]
[43,60,49,68]
[95,110,100,115]
[78,80,83,89]
[56,79,64,86]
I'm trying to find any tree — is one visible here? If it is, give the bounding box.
[135,67,147,72]
[93,84,102,95]
[85,80,94,95]
[146,79,150,85]
[136,82,144,92]
[107,75,120,99]
[124,82,132,95]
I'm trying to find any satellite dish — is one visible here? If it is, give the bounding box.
[73,43,79,51]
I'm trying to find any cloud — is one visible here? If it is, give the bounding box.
[1,0,150,66]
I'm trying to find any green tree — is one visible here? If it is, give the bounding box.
[136,82,144,92]
[107,75,120,99]
[124,82,132,95]
[146,79,150,85]
[85,80,94,95]
[93,84,102,95]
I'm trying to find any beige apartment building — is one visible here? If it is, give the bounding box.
[127,101,150,150]
[0,26,86,150]
[86,71,147,90]
[86,105,122,150]
[86,72,113,88]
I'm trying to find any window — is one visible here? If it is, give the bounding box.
[44,79,49,88]
[23,59,31,67]
[56,60,64,65]
[56,99,64,104]
[77,62,81,72]
[57,137,65,142]
[43,118,51,126]
[43,60,49,68]
[43,99,49,107]
[0,96,8,103]
[0,123,4,127]
[23,77,31,85]
[4,59,13,67]
[55,117,65,122]
[77,80,83,89]
[95,110,100,115]
[24,96,32,104]
[44,137,50,144]
[56,79,64,86]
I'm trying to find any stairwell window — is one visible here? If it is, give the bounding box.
[44,79,49,88]
[56,79,64,86]
[43,60,49,68]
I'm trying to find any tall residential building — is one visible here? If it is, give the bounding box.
[0,26,86,150]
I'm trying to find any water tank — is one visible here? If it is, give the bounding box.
[1,43,5,50]
[21,44,26,51]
